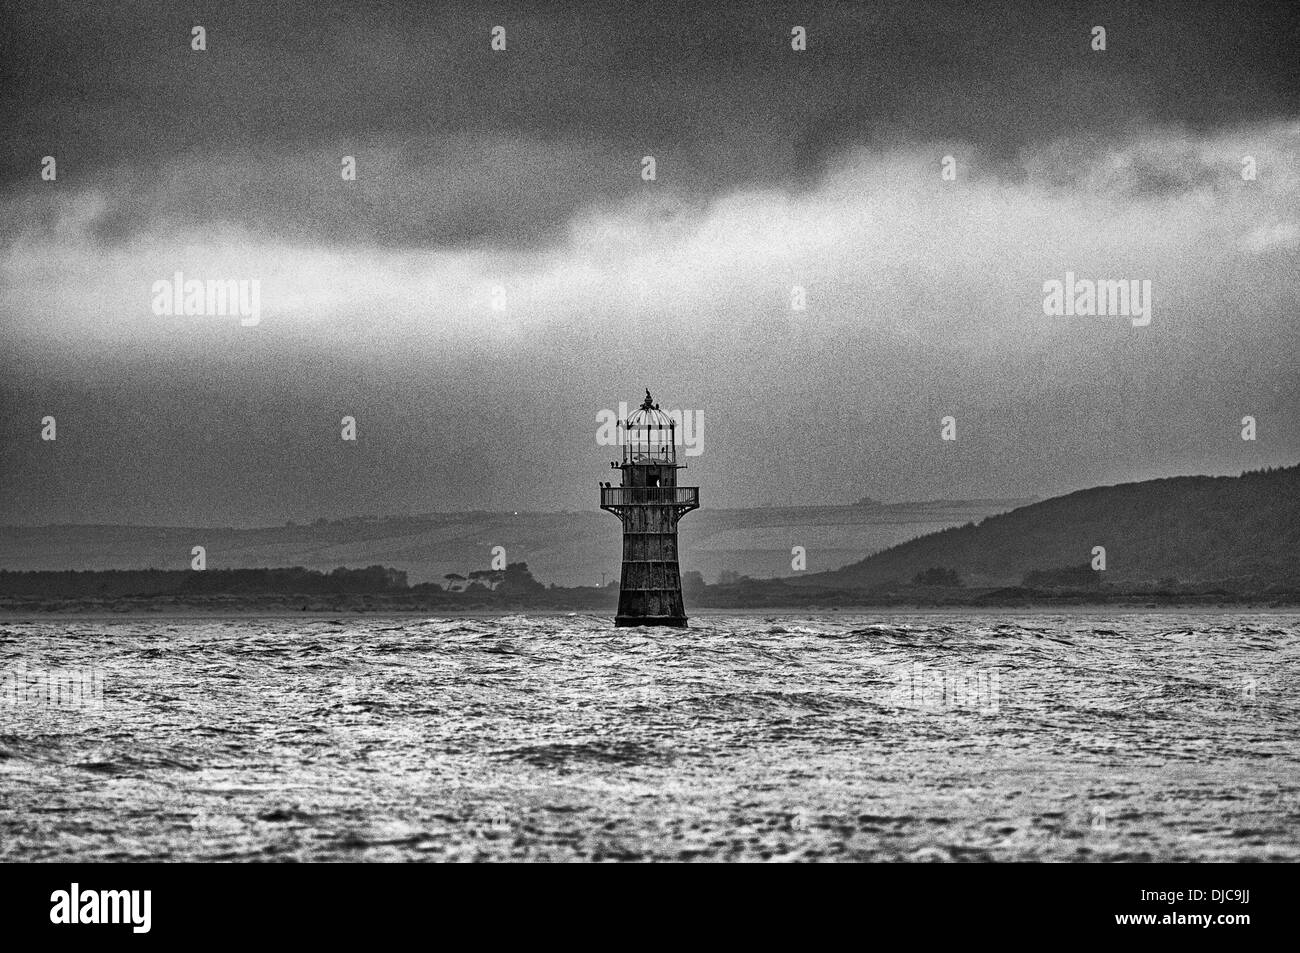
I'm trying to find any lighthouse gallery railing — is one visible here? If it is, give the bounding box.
[600,486,699,509]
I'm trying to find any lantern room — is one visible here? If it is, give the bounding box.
[617,390,681,487]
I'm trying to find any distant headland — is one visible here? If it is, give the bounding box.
[1,466,1296,614]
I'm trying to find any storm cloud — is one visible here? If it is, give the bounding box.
[2,0,1297,524]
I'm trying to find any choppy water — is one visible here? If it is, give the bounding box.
[1,612,1298,862]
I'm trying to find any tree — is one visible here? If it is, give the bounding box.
[499,562,545,594]
[681,570,706,595]
[912,567,962,587]
[467,569,504,590]
[1022,565,1101,589]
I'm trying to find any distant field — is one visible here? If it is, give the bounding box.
[0,500,1030,587]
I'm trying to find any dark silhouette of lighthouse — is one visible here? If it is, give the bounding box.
[600,390,700,627]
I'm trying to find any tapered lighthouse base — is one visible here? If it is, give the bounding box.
[615,615,688,628]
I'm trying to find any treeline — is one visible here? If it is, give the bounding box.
[0,562,620,610]
[0,566,408,597]
[441,562,547,594]
[4,544,1298,612]
[689,575,1300,608]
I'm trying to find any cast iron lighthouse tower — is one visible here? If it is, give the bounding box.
[600,391,700,627]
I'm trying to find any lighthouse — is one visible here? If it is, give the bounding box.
[600,390,700,627]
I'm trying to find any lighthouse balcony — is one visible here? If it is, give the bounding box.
[601,485,699,511]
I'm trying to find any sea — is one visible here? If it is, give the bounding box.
[2,612,1297,862]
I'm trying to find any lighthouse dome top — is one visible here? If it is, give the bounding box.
[620,390,679,466]
[626,389,675,429]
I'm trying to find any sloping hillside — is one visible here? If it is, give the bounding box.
[0,499,1025,587]
[791,466,1300,590]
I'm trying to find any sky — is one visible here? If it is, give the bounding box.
[2,0,1298,525]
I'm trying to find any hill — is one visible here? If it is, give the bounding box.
[789,466,1300,591]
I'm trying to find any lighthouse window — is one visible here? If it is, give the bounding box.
[647,471,660,487]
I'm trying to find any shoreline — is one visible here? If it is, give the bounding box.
[2,603,1297,623]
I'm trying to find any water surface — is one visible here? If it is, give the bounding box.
[2,612,1297,861]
